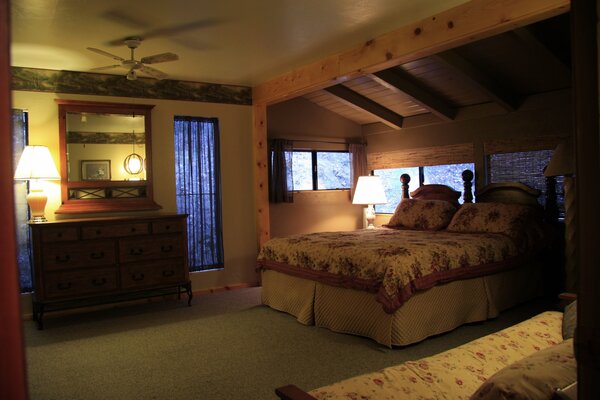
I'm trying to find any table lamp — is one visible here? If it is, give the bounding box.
[352,175,387,229]
[14,145,61,223]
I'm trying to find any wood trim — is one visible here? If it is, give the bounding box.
[571,0,600,396]
[253,0,570,105]
[0,0,28,398]
[368,143,474,170]
[324,85,404,129]
[371,69,457,121]
[253,104,270,247]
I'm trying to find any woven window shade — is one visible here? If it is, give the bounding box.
[368,143,474,170]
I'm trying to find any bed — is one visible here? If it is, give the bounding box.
[257,171,557,347]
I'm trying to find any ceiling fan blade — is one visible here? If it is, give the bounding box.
[141,52,179,64]
[87,47,125,62]
[104,18,222,46]
[90,64,123,71]
[139,65,168,80]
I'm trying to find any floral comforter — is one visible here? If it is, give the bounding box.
[309,311,564,400]
[257,228,533,313]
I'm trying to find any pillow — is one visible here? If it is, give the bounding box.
[387,199,456,231]
[470,339,577,400]
[562,300,576,340]
[447,203,539,247]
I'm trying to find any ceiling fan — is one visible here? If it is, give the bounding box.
[87,37,178,80]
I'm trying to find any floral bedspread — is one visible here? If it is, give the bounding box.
[309,311,564,400]
[257,228,531,313]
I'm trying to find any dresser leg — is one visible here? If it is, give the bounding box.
[185,282,193,306]
[35,303,45,330]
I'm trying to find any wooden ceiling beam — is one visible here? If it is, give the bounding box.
[325,85,404,129]
[511,27,571,71]
[432,51,521,111]
[253,0,570,105]
[371,69,457,121]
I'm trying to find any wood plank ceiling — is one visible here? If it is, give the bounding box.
[302,14,571,129]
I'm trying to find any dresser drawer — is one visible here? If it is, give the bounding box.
[43,240,116,270]
[119,235,184,262]
[44,267,118,299]
[41,226,79,242]
[152,219,184,234]
[81,222,149,239]
[121,259,186,289]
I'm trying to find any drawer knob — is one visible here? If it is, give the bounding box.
[57,232,63,238]
[57,282,72,291]
[162,269,175,277]
[165,225,171,230]
[161,245,173,253]
[90,251,105,260]
[129,248,144,256]
[92,278,107,286]
[132,272,145,281]
[131,227,136,232]
[55,254,71,263]
[95,229,101,235]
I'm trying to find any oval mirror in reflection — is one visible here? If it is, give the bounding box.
[66,112,147,182]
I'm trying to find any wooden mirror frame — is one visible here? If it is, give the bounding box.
[55,99,161,214]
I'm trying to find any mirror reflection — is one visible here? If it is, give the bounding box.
[66,112,147,182]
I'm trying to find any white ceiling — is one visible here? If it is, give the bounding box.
[10,0,469,87]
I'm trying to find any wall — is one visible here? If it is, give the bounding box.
[267,97,364,237]
[12,91,258,312]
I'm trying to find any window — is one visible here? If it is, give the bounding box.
[291,150,351,191]
[374,163,474,213]
[174,116,224,272]
[488,150,564,214]
[12,110,33,293]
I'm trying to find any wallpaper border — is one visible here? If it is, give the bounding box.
[11,67,252,106]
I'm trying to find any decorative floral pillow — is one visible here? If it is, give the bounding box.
[470,339,576,400]
[387,199,457,231]
[447,203,539,246]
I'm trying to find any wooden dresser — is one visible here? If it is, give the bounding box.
[29,214,192,329]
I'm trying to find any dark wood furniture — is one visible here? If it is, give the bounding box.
[29,214,192,329]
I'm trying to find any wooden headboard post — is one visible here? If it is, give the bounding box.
[400,173,411,200]
[544,173,559,224]
[462,170,474,203]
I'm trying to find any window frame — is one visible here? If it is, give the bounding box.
[292,149,351,191]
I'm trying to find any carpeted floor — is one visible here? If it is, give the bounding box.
[24,287,553,400]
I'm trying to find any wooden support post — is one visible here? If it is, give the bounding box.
[253,103,270,248]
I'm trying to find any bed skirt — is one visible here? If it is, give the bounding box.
[260,260,543,347]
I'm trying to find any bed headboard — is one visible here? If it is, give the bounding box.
[475,182,541,207]
[399,170,472,208]
[398,169,555,222]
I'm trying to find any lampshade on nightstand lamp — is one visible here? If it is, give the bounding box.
[14,145,61,223]
[352,176,387,229]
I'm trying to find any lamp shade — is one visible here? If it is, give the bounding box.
[14,145,60,180]
[352,176,387,205]
[544,141,574,177]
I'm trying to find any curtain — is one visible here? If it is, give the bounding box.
[174,116,224,272]
[12,110,33,292]
[349,143,368,200]
[268,139,294,203]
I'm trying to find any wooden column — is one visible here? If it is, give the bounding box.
[253,103,270,248]
[571,0,600,397]
[0,0,28,397]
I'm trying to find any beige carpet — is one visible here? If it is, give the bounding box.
[23,287,552,400]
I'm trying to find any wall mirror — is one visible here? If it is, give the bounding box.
[56,100,161,214]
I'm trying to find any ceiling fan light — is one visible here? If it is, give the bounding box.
[126,70,137,80]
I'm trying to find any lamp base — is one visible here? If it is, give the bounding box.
[27,189,48,224]
[365,204,376,229]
